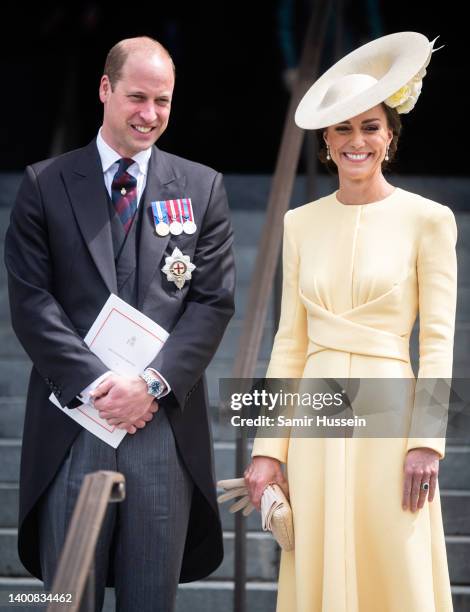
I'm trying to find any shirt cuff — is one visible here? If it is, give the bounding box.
[145,368,171,398]
[79,371,113,403]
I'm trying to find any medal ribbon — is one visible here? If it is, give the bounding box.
[151,201,169,229]
[166,199,181,224]
[181,198,194,223]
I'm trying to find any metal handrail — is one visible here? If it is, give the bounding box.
[231,2,333,610]
[46,470,126,612]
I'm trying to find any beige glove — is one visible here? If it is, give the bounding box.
[217,477,294,551]
[217,478,255,516]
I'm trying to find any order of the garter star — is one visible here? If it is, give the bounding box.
[161,247,196,289]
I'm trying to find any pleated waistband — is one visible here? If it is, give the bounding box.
[301,292,410,362]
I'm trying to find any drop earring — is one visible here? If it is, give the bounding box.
[326,145,331,160]
[385,146,390,161]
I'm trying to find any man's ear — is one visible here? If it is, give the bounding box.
[99,75,111,103]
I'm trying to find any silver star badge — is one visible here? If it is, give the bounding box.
[161,247,196,290]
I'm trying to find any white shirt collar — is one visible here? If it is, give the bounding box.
[96,127,152,176]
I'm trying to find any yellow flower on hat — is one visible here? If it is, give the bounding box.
[384,37,440,115]
[395,80,423,113]
[385,84,412,109]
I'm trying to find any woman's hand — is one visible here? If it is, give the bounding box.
[244,456,288,511]
[402,447,440,512]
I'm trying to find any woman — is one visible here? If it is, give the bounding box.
[245,32,457,611]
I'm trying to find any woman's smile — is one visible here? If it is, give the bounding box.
[341,152,373,162]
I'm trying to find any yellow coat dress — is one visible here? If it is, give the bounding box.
[252,187,457,612]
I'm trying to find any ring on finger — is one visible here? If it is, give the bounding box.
[421,482,430,492]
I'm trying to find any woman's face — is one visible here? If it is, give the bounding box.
[323,105,393,181]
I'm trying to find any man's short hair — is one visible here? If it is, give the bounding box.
[103,36,175,89]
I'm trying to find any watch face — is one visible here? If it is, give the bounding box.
[149,379,162,397]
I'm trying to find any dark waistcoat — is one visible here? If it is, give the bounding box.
[107,194,145,307]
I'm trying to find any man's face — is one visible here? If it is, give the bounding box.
[99,51,175,157]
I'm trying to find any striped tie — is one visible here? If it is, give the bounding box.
[111,158,138,233]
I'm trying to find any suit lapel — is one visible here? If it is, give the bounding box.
[138,146,186,308]
[62,141,117,294]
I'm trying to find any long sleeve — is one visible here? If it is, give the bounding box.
[148,172,235,410]
[252,210,308,463]
[406,205,458,458]
[4,166,109,406]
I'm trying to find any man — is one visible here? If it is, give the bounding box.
[5,36,235,611]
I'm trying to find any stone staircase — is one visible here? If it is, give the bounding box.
[0,175,469,611]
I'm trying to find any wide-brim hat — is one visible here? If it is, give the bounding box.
[295,32,437,130]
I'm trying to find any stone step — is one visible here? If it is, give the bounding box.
[0,578,274,612]
[0,440,469,489]
[0,580,470,612]
[0,486,17,529]
[205,361,269,408]
[0,288,11,322]
[1,478,469,540]
[0,400,25,439]
[232,246,265,286]
[447,536,470,585]
[0,326,24,360]
[441,491,470,536]
[0,296,469,339]
[211,442,470,491]
[0,362,29,398]
[2,174,470,213]
[0,442,21,484]
[0,530,22,578]
[440,447,470,490]
[214,319,275,361]
[4,580,470,612]
[0,526,469,586]
[0,530,276,579]
[1,313,470,370]
[0,343,469,411]
[2,387,469,445]
[217,489,470,536]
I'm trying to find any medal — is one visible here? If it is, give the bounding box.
[161,247,196,289]
[151,201,170,237]
[121,187,127,196]
[156,222,170,237]
[180,198,197,235]
[168,200,183,235]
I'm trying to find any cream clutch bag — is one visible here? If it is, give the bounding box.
[217,478,295,551]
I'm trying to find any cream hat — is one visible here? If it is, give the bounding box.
[295,32,440,130]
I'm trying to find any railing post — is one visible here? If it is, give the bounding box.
[232,2,333,611]
[78,562,95,612]
[46,471,125,612]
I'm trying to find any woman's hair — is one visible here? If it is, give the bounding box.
[316,104,402,173]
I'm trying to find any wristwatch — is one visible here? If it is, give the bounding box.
[140,370,164,399]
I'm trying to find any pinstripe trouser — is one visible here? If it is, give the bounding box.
[38,406,193,612]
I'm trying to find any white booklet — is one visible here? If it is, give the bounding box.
[49,294,169,448]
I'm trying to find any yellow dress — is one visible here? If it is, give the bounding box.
[252,187,457,612]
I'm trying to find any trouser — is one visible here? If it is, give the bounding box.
[38,406,193,612]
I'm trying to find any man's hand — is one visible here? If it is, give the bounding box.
[402,447,440,512]
[90,374,159,434]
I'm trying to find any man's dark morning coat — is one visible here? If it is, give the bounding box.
[4,140,235,582]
